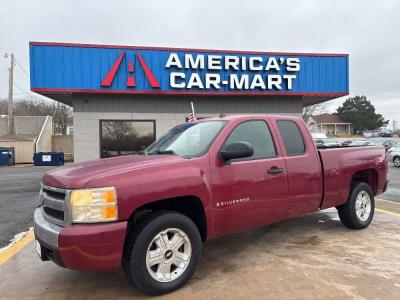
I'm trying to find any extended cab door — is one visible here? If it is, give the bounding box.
[210,118,289,237]
[273,118,323,218]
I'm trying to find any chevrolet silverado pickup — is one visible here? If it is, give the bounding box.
[34,115,388,295]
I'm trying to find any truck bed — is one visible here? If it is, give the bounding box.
[318,146,387,209]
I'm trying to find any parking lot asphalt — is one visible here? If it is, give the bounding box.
[383,165,400,202]
[0,165,55,248]
[0,162,399,299]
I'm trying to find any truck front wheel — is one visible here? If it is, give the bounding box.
[123,211,202,295]
[337,182,375,229]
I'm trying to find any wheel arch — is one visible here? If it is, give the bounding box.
[350,168,379,196]
[126,195,208,242]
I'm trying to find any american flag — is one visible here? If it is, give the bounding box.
[188,102,197,122]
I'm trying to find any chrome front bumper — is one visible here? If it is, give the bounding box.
[33,208,64,266]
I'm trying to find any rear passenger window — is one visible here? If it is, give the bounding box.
[223,120,276,160]
[277,120,305,156]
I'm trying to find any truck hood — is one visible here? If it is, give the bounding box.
[42,154,184,189]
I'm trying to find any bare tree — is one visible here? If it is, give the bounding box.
[53,102,73,135]
[0,99,7,115]
[102,121,134,155]
[303,103,330,120]
[11,95,73,135]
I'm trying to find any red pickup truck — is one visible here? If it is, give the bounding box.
[34,115,388,295]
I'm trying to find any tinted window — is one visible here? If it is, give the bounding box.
[100,120,155,158]
[277,120,305,156]
[223,120,276,160]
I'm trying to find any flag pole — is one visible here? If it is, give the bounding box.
[191,101,195,115]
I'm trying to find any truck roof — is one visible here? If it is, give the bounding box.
[202,114,300,122]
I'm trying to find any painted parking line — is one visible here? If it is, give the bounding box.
[0,229,34,267]
[376,208,400,218]
[376,198,400,205]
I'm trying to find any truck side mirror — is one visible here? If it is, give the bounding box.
[219,141,254,162]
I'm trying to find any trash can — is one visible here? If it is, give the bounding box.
[0,147,15,166]
[33,152,64,166]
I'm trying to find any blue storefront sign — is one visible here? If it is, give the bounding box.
[30,42,349,96]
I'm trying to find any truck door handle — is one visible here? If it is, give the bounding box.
[267,167,284,175]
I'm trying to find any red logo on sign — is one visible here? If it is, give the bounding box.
[101,51,160,88]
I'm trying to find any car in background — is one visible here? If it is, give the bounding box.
[380,129,393,137]
[363,129,393,138]
[342,140,379,147]
[388,147,400,167]
[310,132,328,139]
[314,138,341,148]
[382,140,398,151]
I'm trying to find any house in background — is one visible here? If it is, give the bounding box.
[0,116,53,163]
[306,113,352,135]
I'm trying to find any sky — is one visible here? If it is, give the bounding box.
[0,0,399,124]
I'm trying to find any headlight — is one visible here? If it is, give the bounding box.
[70,187,118,223]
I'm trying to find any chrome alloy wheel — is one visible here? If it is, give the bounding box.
[394,157,400,167]
[146,228,192,283]
[355,191,372,222]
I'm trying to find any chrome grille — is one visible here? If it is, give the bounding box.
[40,184,70,226]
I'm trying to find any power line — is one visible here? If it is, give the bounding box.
[13,83,29,94]
[0,92,29,97]
[15,58,30,78]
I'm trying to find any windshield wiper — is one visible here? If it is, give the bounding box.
[156,150,176,155]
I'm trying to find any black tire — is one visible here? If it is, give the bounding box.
[122,211,202,296]
[394,156,400,168]
[337,182,375,229]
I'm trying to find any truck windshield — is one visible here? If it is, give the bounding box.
[145,121,227,158]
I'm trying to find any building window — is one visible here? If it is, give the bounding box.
[100,120,156,158]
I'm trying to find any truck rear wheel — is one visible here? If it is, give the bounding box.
[123,211,202,295]
[338,182,375,229]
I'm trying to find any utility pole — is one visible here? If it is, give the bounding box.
[6,53,15,135]
[392,120,398,133]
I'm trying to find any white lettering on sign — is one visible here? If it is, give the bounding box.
[165,53,182,68]
[230,74,249,89]
[185,54,205,69]
[187,73,204,89]
[170,72,185,88]
[208,55,222,70]
[225,56,240,70]
[265,57,280,71]
[249,57,263,71]
[164,53,301,91]
[286,58,300,71]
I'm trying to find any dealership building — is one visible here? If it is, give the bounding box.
[29,42,349,162]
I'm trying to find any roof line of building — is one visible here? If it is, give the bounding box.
[31,87,349,97]
[29,41,349,57]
